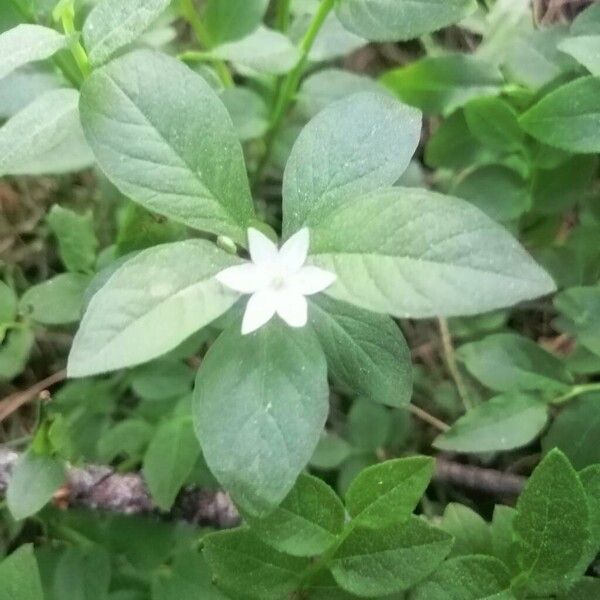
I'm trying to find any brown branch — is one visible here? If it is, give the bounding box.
[0,369,67,423]
[0,449,526,530]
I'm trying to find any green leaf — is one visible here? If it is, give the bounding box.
[381,54,503,115]
[0,327,34,381]
[143,416,200,510]
[97,419,153,462]
[345,457,434,528]
[451,166,529,223]
[0,280,17,326]
[194,320,329,517]
[203,0,269,45]
[464,96,524,153]
[572,3,600,35]
[513,449,590,596]
[82,0,172,66]
[79,49,255,243]
[0,545,44,600]
[0,88,94,176]
[542,394,600,470]
[203,528,310,600]
[559,35,600,76]
[20,273,91,325]
[211,26,300,75]
[559,578,600,600]
[308,187,556,318]
[578,465,600,574]
[347,398,390,450]
[440,504,492,558]
[283,92,421,236]
[335,0,476,42]
[434,393,549,453]
[68,240,241,377]
[0,24,66,80]
[310,432,352,470]
[490,505,518,574]
[7,451,65,520]
[221,87,268,141]
[412,555,514,600]
[47,205,98,273]
[131,360,194,401]
[520,76,600,154]
[245,473,345,557]
[554,286,600,356]
[457,333,573,393]
[329,516,453,596]
[309,295,412,407]
[52,546,111,600]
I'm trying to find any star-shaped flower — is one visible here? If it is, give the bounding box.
[216,228,336,334]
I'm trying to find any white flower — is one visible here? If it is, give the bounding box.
[216,228,336,335]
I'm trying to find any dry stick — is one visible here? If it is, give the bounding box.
[0,369,67,423]
[438,317,473,411]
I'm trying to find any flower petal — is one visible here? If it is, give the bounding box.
[289,266,336,295]
[242,290,278,334]
[276,291,308,328]
[248,228,279,267]
[215,263,267,293]
[278,228,309,273]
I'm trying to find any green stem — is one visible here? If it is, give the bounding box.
[553,382,600,405]
[179,0,234,88]
[438,317,473,411]
[253,0,335,187]
[276,0,292,32]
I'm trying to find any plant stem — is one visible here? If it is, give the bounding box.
[276,0,292,32]
[438,317,473,411]
[553,382,600,405]
[253,0,335,187]
[407,404,450,432]
[179,0,234,88]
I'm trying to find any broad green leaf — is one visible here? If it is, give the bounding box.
[554,286,600,356]
[7,451,65,520]
[304,571,359,600]
[310,432,352,470]
[559,36,600,76]
[20,273,91,325]
[245,473,345,557]
[221,87,268,141]
[347,399,390,450]
[490,505,518,574]
[0,545,44,600]
[308,187,556,318]
[283,92,422,235]
[309,295,412,407]
[79,49,255,243]
[464,97,524,153]
[203,529,310,600]
[335,0,476,42]
[413,556,513,600]
[0,88,93,176]
[381,54,503,115]
[68,240,241,377]
[47,205,98,273]
[203,0,269,45]
[0,280,17,327]
[97,419,153,462]
[143,416,200,510]
[194,320,329,517]
[520,76,600,154]
[0,24,66,80]
[572,3,600,35]
[452,166,529,223]
[131,360,194,401]
[440,504,492,558]
[578,466,600,575]
[0,327,34,381]
[329,516,453,596]
[52,546,111,600]
[211,26,300,75]
[542,394,600,470]
[82,0,172,66]
[345,457,434,528]
[513,449,590,596]
[457,333,573,393]
[434,393,548,453]
[297,69,385,118]
[560,578,600,600]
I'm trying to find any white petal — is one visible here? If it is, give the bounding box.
[248,228,279,267]
[289,266,336,295]
[276,291,308,328]
[242,290,278,334]
[278,228,309,273]
[215,263,267,293]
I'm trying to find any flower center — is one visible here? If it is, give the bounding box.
[270,273,287,291]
